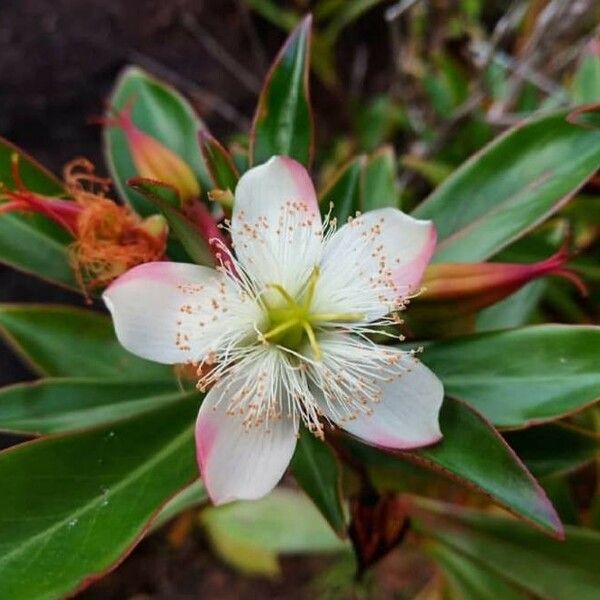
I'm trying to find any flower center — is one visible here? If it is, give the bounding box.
[260,266,363,359]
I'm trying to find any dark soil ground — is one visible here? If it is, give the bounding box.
[0,1,401,597]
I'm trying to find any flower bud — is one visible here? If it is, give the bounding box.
[413,244,585,320]
[1,155,169,296]
[105,103,201,202]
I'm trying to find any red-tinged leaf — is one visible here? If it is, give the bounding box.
[419,325,600,429]
[414,110,600,262]
[0,304,172,381]
[0,397,199,600]
[504,424,600,478]
[199,130,239,192]
[250,16,314,167]
[411,498,600,599]
[0,137,76,289]
[343,397,563,537]
[0,378,193,435]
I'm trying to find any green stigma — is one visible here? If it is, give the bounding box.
[260,267,363,359]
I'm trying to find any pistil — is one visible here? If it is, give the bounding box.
[259,266,364,360]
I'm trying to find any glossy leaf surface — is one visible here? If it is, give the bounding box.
[0,304,172,381]
[345,397,561,536]
[414,110,600,262]
[291,427,346,535]
[0,138,75,289]
[413,499,600,599]
[250,16,314,167]
[421,325,600,428]
[0,398,198,600]
[0,379,192,434]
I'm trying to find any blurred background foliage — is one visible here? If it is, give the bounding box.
[1,0,599,598]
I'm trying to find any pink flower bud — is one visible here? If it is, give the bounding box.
[105,102,201,202]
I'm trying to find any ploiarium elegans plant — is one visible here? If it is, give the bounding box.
[104,156,443,504]
[0,13,600,600]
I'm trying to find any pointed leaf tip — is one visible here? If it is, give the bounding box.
[250,12,314,167]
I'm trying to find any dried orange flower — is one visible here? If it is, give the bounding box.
[64,159,167,294]
[1,156,168,296]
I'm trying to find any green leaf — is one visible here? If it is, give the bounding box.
[475,280,546,332]
[103,66,210,216]
[230,142,250,174]
[345,397,562,536]
[320,156,365,223]
[354,95,407,153]
[198,131,239,191]
[0,138,76,289]
[362,146,400,211]
[0,378,194,434]
[250,16,314,167]
[291,428,346,536]
[505,424,600,478]
[401,154,452,186]
[414,110,600,262]
[201,488,345,576]
[0,304,172,381]
[426,541,529,599]
[412,499,600,599]
[128,178,215,267]
[152,480,207,531]
[0,397,199,600]
[420,325,600,429]
[572,42,600,105]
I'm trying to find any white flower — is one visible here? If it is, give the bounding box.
[104,156,443,505]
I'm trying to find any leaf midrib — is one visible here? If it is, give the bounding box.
[0,421,194,569]
[0,390,190,432]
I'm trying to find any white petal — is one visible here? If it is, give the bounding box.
[103,261,260,364]
[313,208,436,320]
[232,156,323,297]
[195,377,298,505]
[313,335,443,450]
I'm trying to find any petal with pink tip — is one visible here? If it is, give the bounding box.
[103,262,260,364]
[316,342,443,450]
[195,379,298,505]
[232,156,323,297]
[313,208,436,320]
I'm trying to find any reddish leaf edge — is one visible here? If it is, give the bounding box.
[353,396,564,540]
[249,14,315,168]
[0,403,200,599]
